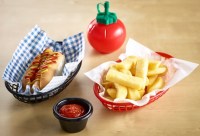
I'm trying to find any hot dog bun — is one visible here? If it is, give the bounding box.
[22,54,41,91]
[22,48,65,92]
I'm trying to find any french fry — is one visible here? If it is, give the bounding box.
[130,64,136,76]
[127,88,141,101]
[119,69,132,75]
[128,56,139,76]
[147,77,165,93]
[101,71,115,89]
[148,60,161,70]
[159,65,168,76]
[114,56,137,70]
[106,88,117,99]
[135,58,149,88]
[145,77,149,86]
[102,81,114,89]
[125,56,137,66]
[135,58,149,78]
[104,96,115,101]
[106,68,145,90]
[148,75,158,86]
[138,89,145,97]
[114,83,128,99]
[114,61,131,70]
[147,66,167,76]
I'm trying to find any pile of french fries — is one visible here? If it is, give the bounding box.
[101,56,168,101]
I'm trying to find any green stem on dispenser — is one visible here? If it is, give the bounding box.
[96,1,117,25]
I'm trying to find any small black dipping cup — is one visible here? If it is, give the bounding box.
[53,98,93,133]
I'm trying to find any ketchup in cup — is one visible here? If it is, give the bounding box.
[53,98,93,133]
[59,104,85,118]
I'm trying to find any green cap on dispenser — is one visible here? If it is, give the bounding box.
[96,1,117,25]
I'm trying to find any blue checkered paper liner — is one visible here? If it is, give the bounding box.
[2,25,85,95]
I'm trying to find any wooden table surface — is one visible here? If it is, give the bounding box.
[0,0,200,136]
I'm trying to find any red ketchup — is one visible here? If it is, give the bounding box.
[59,104,85,118]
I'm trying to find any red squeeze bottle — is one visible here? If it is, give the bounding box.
[87,1,126,54]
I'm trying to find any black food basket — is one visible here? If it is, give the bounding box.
[5,61,82,103]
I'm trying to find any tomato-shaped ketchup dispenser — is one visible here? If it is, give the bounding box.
[87,1,126,54]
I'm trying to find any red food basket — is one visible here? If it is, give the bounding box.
[93,52,173,111]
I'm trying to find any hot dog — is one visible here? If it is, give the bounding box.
[22,48,65,92]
